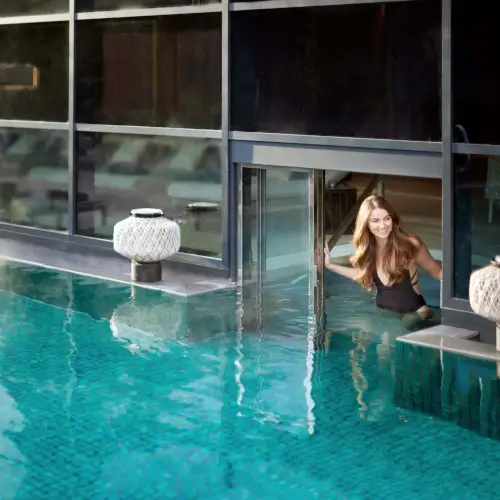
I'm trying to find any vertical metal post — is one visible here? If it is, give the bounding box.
[441,0,453,308]
[236,163,246,334]
[238,165,253,282]
[237,165,259,333]
[306,169,320,433]
[68,0,76,235]
[256,169,267,288]
[312,169,325,348]
[255,168,267,331]
[221,0,234,278]
[236,164,244,284]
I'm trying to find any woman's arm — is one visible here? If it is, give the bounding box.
[324,246,360,281]
[411,236,442,280]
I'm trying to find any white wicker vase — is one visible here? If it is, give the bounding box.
[113,208,181,263]
[469,256,500,350]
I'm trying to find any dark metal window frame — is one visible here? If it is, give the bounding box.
[441,0,500,314]
[0,0,476,323]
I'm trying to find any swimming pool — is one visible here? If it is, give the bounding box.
[0,261,498,499]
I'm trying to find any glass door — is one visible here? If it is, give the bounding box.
[237,165,324,338]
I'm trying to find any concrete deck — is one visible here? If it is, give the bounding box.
[0,236,233,297]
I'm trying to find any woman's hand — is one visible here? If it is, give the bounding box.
[324,245,332,267]
[323,244,359,281]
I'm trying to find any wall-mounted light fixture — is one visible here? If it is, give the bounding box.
[0,63,39,90]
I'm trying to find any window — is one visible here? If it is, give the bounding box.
[452,0,500,145]
[0,23,68,122]
[75,15,222,128]
[0,128,68,230]
[75,133,222,257]
[78,0,219,10]
[0,1,68,17]
[231,1,441,140]
[453,154,500,299]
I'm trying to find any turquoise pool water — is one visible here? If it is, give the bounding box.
[0,262,499,499]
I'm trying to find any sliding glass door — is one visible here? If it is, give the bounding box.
[237,165,324,337]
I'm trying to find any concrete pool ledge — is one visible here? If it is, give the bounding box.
[397,325,500,363]
[0,236,234,297]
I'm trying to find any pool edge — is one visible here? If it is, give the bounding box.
[397,325,500,363]
[0,255,235,298]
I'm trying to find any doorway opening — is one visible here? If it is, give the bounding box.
[323,171,442,343]
[237,165,442,344]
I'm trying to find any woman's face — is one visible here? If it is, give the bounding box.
[368,208,393,240]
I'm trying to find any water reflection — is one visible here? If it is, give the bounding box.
[110,295,188,353]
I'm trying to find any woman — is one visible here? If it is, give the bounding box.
[324,195,442,319]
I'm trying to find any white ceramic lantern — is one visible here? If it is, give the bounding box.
[113,208,181,282]
[469,255,500,350]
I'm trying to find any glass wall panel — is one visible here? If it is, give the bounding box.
[240,166,313,335]
[452,0,500,145]
[75,15,222,128]
[453,153,500,299]
[0,128,68,230]
[78,0,219,11]
[0,1,68,17]
[0,23,68,122]
[75,132,222,257]
[231,1,441,140]
[265,169,311,286]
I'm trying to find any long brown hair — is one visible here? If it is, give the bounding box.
[350,195,418,290]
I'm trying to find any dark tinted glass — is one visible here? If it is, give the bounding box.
[231,1,441,140]
[76,15,221,128]
[78,0,218,10]
[453,153,500,299]
[75,133,222,257]
[0,128,68,230]
[0,23,68,121]
[452,0,500,145]
[0,1,68,16]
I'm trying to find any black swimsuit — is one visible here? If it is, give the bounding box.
[373,269,427,314]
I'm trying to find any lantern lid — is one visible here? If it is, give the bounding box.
[131,208,163,218]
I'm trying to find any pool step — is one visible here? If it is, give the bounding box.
[397,325,500,364]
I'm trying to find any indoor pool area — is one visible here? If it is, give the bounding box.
[0,261,499,499]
